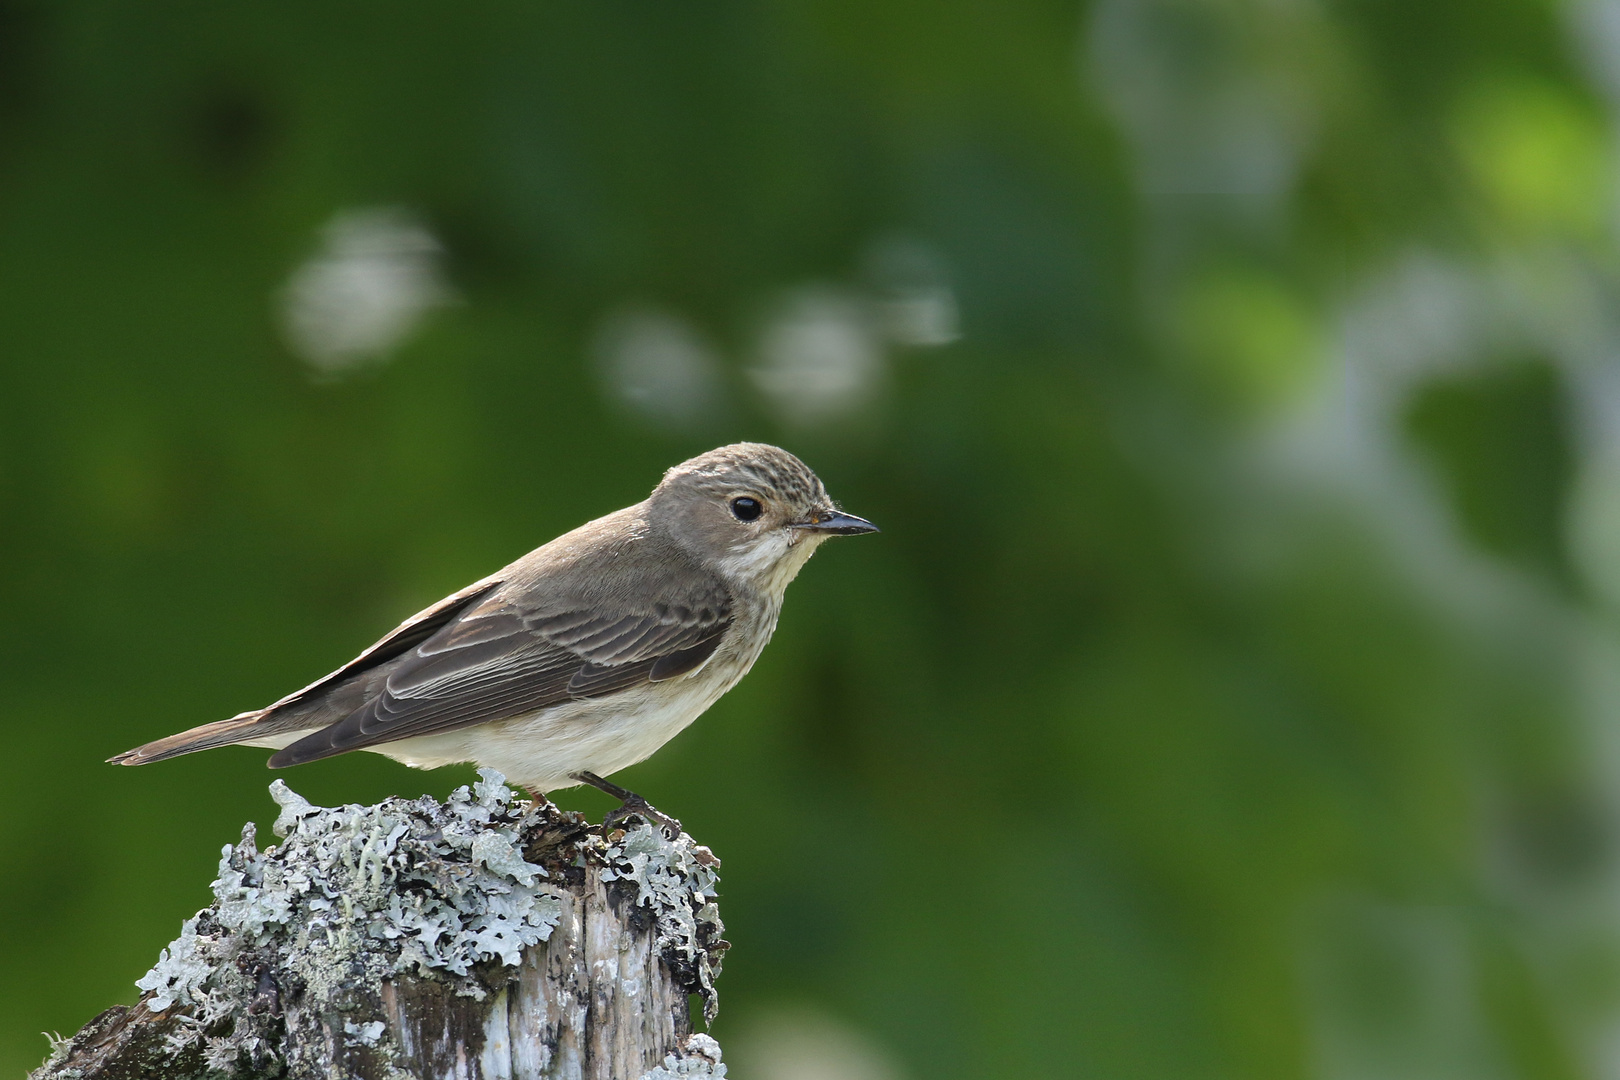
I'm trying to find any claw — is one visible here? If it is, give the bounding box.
[604,796,683,839]
[574,771,683,839]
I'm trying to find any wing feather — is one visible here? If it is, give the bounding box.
[268,580,733,767]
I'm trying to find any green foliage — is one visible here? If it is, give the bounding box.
[0,1,1615,1078]
[1406,361,1576,587]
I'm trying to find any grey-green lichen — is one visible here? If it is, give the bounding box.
[601,819,725,1023]
[61,769,728,1079]
[639,1033,727,1079]
[138,769,562,1021]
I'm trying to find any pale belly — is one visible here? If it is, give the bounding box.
[372,674,736,793]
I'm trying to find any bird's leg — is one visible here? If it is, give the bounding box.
[509,783,556,816]
[573,771,683,838]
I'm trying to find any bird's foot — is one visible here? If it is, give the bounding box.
[573,771,683,839]
[604,796,683,840]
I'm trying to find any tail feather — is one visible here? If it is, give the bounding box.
[109,712,274,766]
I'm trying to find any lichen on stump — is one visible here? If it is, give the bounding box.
[33,771,730,1080]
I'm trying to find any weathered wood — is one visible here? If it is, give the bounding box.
[32,772,729,1080]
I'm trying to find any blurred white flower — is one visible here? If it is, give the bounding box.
[727,1007,905,1080]
[749,285,884,426]
[281,207,451,377]
[1568,0,1620,109]
[592,304,723,428]
[862,234,961,348]
[1086,0,1316,201]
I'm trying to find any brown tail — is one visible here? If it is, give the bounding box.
[108,712,269,766]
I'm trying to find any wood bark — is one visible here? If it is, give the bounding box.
[31,775,728,1080]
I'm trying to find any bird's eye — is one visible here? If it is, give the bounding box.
[730,497,763,522]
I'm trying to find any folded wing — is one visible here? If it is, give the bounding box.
[267,586,732,767]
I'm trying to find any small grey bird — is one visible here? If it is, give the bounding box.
[111,444,876,824]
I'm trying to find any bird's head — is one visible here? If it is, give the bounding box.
[651,442,878,593]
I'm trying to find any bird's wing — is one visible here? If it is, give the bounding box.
[261,577,509,717]
[267,583,733,767]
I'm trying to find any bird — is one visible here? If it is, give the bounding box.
[110,443,877,831]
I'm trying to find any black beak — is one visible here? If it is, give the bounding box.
[794,509,880,536]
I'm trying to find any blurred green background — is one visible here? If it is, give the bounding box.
[6,1,1620,1077]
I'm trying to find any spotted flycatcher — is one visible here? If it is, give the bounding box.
[111,444,876,824]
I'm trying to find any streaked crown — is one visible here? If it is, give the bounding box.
[657,443,828,511]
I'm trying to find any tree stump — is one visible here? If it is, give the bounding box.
[31,771,729,1080]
